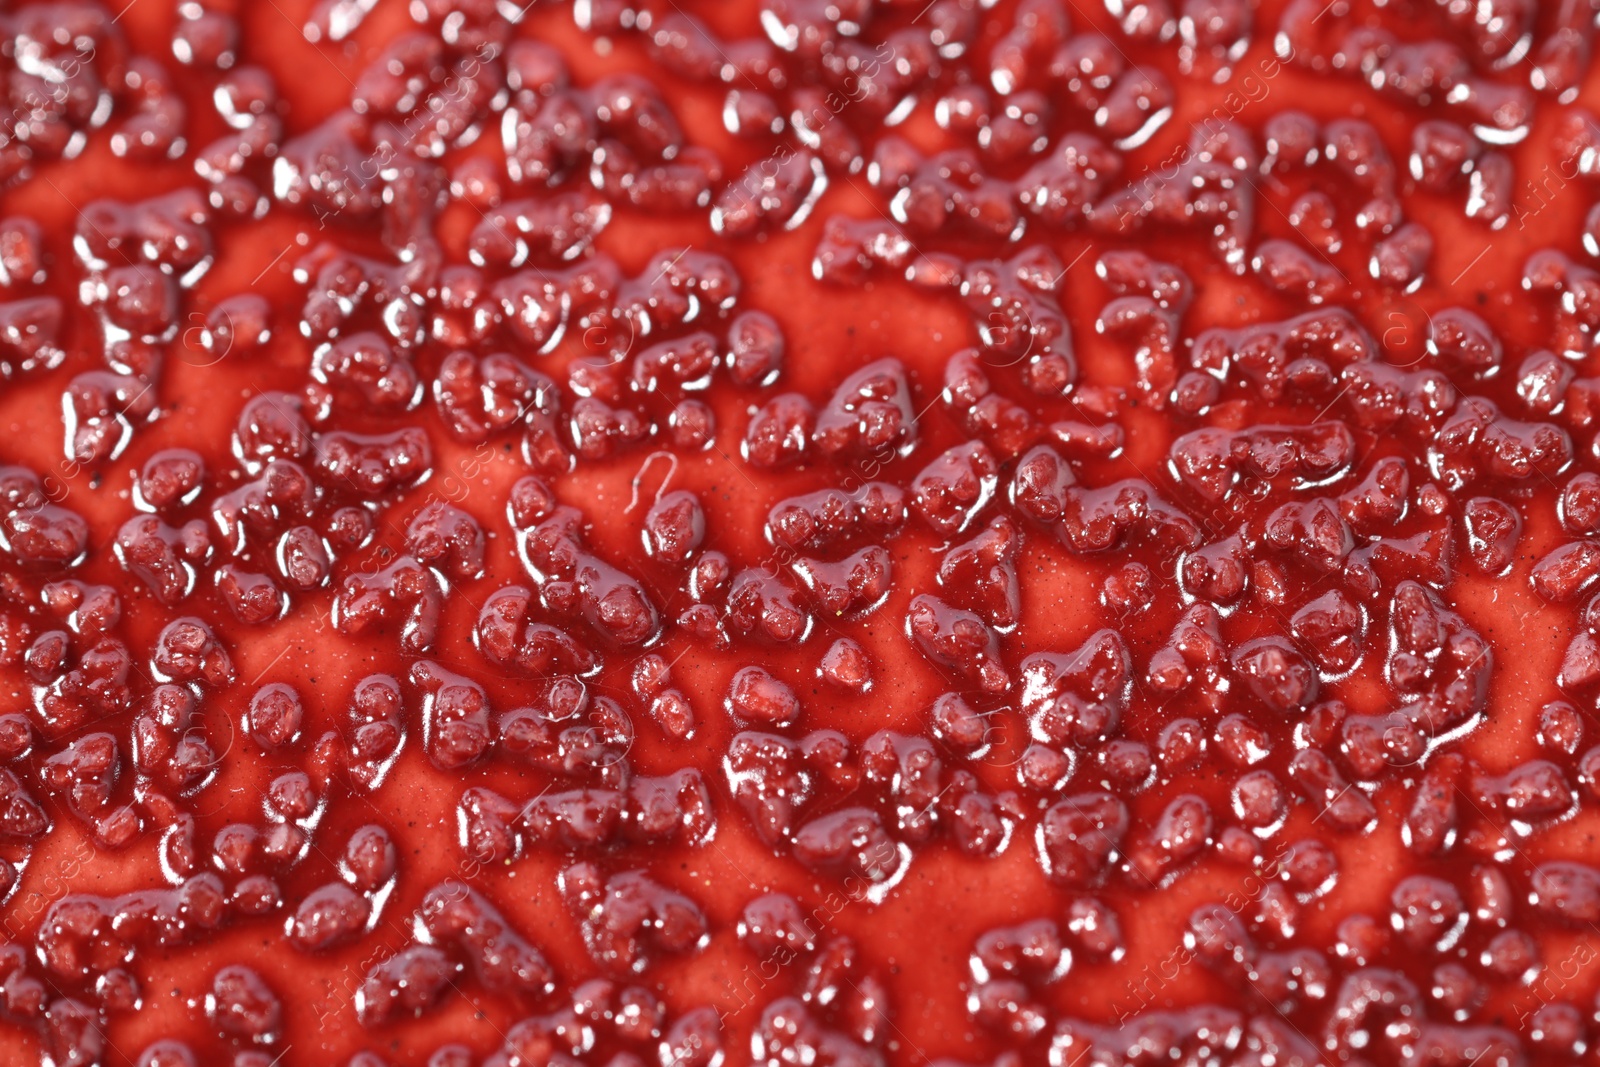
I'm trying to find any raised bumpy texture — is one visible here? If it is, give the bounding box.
[3,0,1600,1065]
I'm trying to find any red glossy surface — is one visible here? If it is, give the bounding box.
[3,0,1600,1065]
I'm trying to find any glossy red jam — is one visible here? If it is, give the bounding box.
[3,0,1600,1065]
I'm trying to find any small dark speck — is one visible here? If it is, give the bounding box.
[89,473,102,489]
[1476,291,1487,305]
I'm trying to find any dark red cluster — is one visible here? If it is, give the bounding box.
[3,0,1600,1065]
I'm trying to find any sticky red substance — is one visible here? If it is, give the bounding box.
[3,0,1600,1065]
